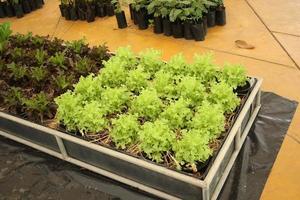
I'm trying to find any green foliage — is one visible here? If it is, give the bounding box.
[111,114,140,149]
[152,70,175,98]
[15,32,33,43]
[131,88,163,120]
[35,49,47,65]
[109,46,138,70]
[138,48,164,75]
[208,82,240,113]
[52,74,74,91]
[49,52,66,69]
[66,38,86,54]
[7,62,27,80]
[164,53,187,75]
[173,129,212,165]
[189,53,217,84]
[74,74,102,102]
[100,87,131,114]
[219,64,248,89]
[160,98,193,129]
[190,101,225,138]
[176,76,206,107]
[75,57,92,74]
[139,120,175,162]
[126,67,150,92]
[111,0,122,13]
[4,87,24,108]
[11,48,23,60]
[55,91,83,132]
[0,22,12,42]
[23,92,50,114]
[77,101,108,134]
[31,66,47,82]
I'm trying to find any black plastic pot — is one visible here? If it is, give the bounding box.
[96,4,106,17]
[235,81,251,95]
[216,6,226,26]
[63,6,71,20]
[14,4,24,18]
[116,11,127,29]
[133,10,138,25]
[105,3,114,16]
[207,9,216,27]
[77,7,86,20]
[203,16,208,36]
[70,6,78,21]
[22,0,32,14]
[183,21,193,40]
[162,18,172,36]
[172,21,184,38]
[191,21,205,41]
[0,2,6,18]
[86,4,95,23]
[35,0,43,9]
[129,4,134,20]
[153,16,163,34]
[59,4,65,17]
[28,0,37,11]
[137,9,148,30]
[4,3,14,17]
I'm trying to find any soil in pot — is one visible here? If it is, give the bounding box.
[172,21,184,38]
[4,2,14,17]
[153,16,163,34]
[96,3,106,17]
[162,18,172,36]
[116,11,127,29]
[105,3,114,16]
[86,3,96,23]
[216,6,226,26]
[13,4,24,18]
[28,0,37,11]
[0,2,6,18]
[70,6,78,21]
[207,9,216,27]
[191,21,205,41]
[137,9,148,30]
[22,0,32,14]
[183,21,193,40]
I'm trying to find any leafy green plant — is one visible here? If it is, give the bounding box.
[74,74,103,102]
[190,101,225,138]
[11,48,23,60]
[139,48,164,75]
[152,70,175,98]
[139,120,175,162]
[173,129,212,166]
[31,66,48,82]
[52,74,74,91]
[4,87,24,109]
[23,92,50,120]
[176,76,206,107]
[163,53,187,75]
[66,38,87,54]
[75,57,92,74]
[49,52,66,69]
[108,46,138,70]
[126,67,150,93]
[111,0,122,13]
[160,98,193,129]
[219,64,248,89]
[0,22,12,52]
[100,87,131,114]
[131,88,163,120]
[208,82,240,113]
[35,49,47,65]
[111,114,140,149]
[7,62,27,80]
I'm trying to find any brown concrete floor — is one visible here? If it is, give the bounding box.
[1,0,300,199]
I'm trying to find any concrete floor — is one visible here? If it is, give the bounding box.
[1,0,300,199]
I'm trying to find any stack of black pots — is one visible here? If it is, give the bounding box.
[59,2,115,23]
[129,5,226,42]
[0,0,44,19]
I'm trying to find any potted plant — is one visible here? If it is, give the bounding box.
[69,0,78,21]
[105,0,114,16]
[95,0,106,17]
[11,0,24,18]
[86,0,96,22]
[112,0,127,28]
[3,0,14,17]
[130,0,149,30]
[0,1,7,17]
[21,0,32,14]
[147,0,164,34]
[214,0,226,25]
[28,0,37,11]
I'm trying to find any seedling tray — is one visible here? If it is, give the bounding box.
[0,78,262,200]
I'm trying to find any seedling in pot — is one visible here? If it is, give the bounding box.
[4,87,24,110]
[23,92,51,121]
[52,74,74,92]
[35,49,47,65]
[31,66,48,82]
[75,57,92,74]
[11,0,24,18]
[49,51,67,70]
[66,38,87,54]
[112,0,127,29]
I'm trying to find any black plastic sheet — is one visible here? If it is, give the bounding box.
[0,92,298,200]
